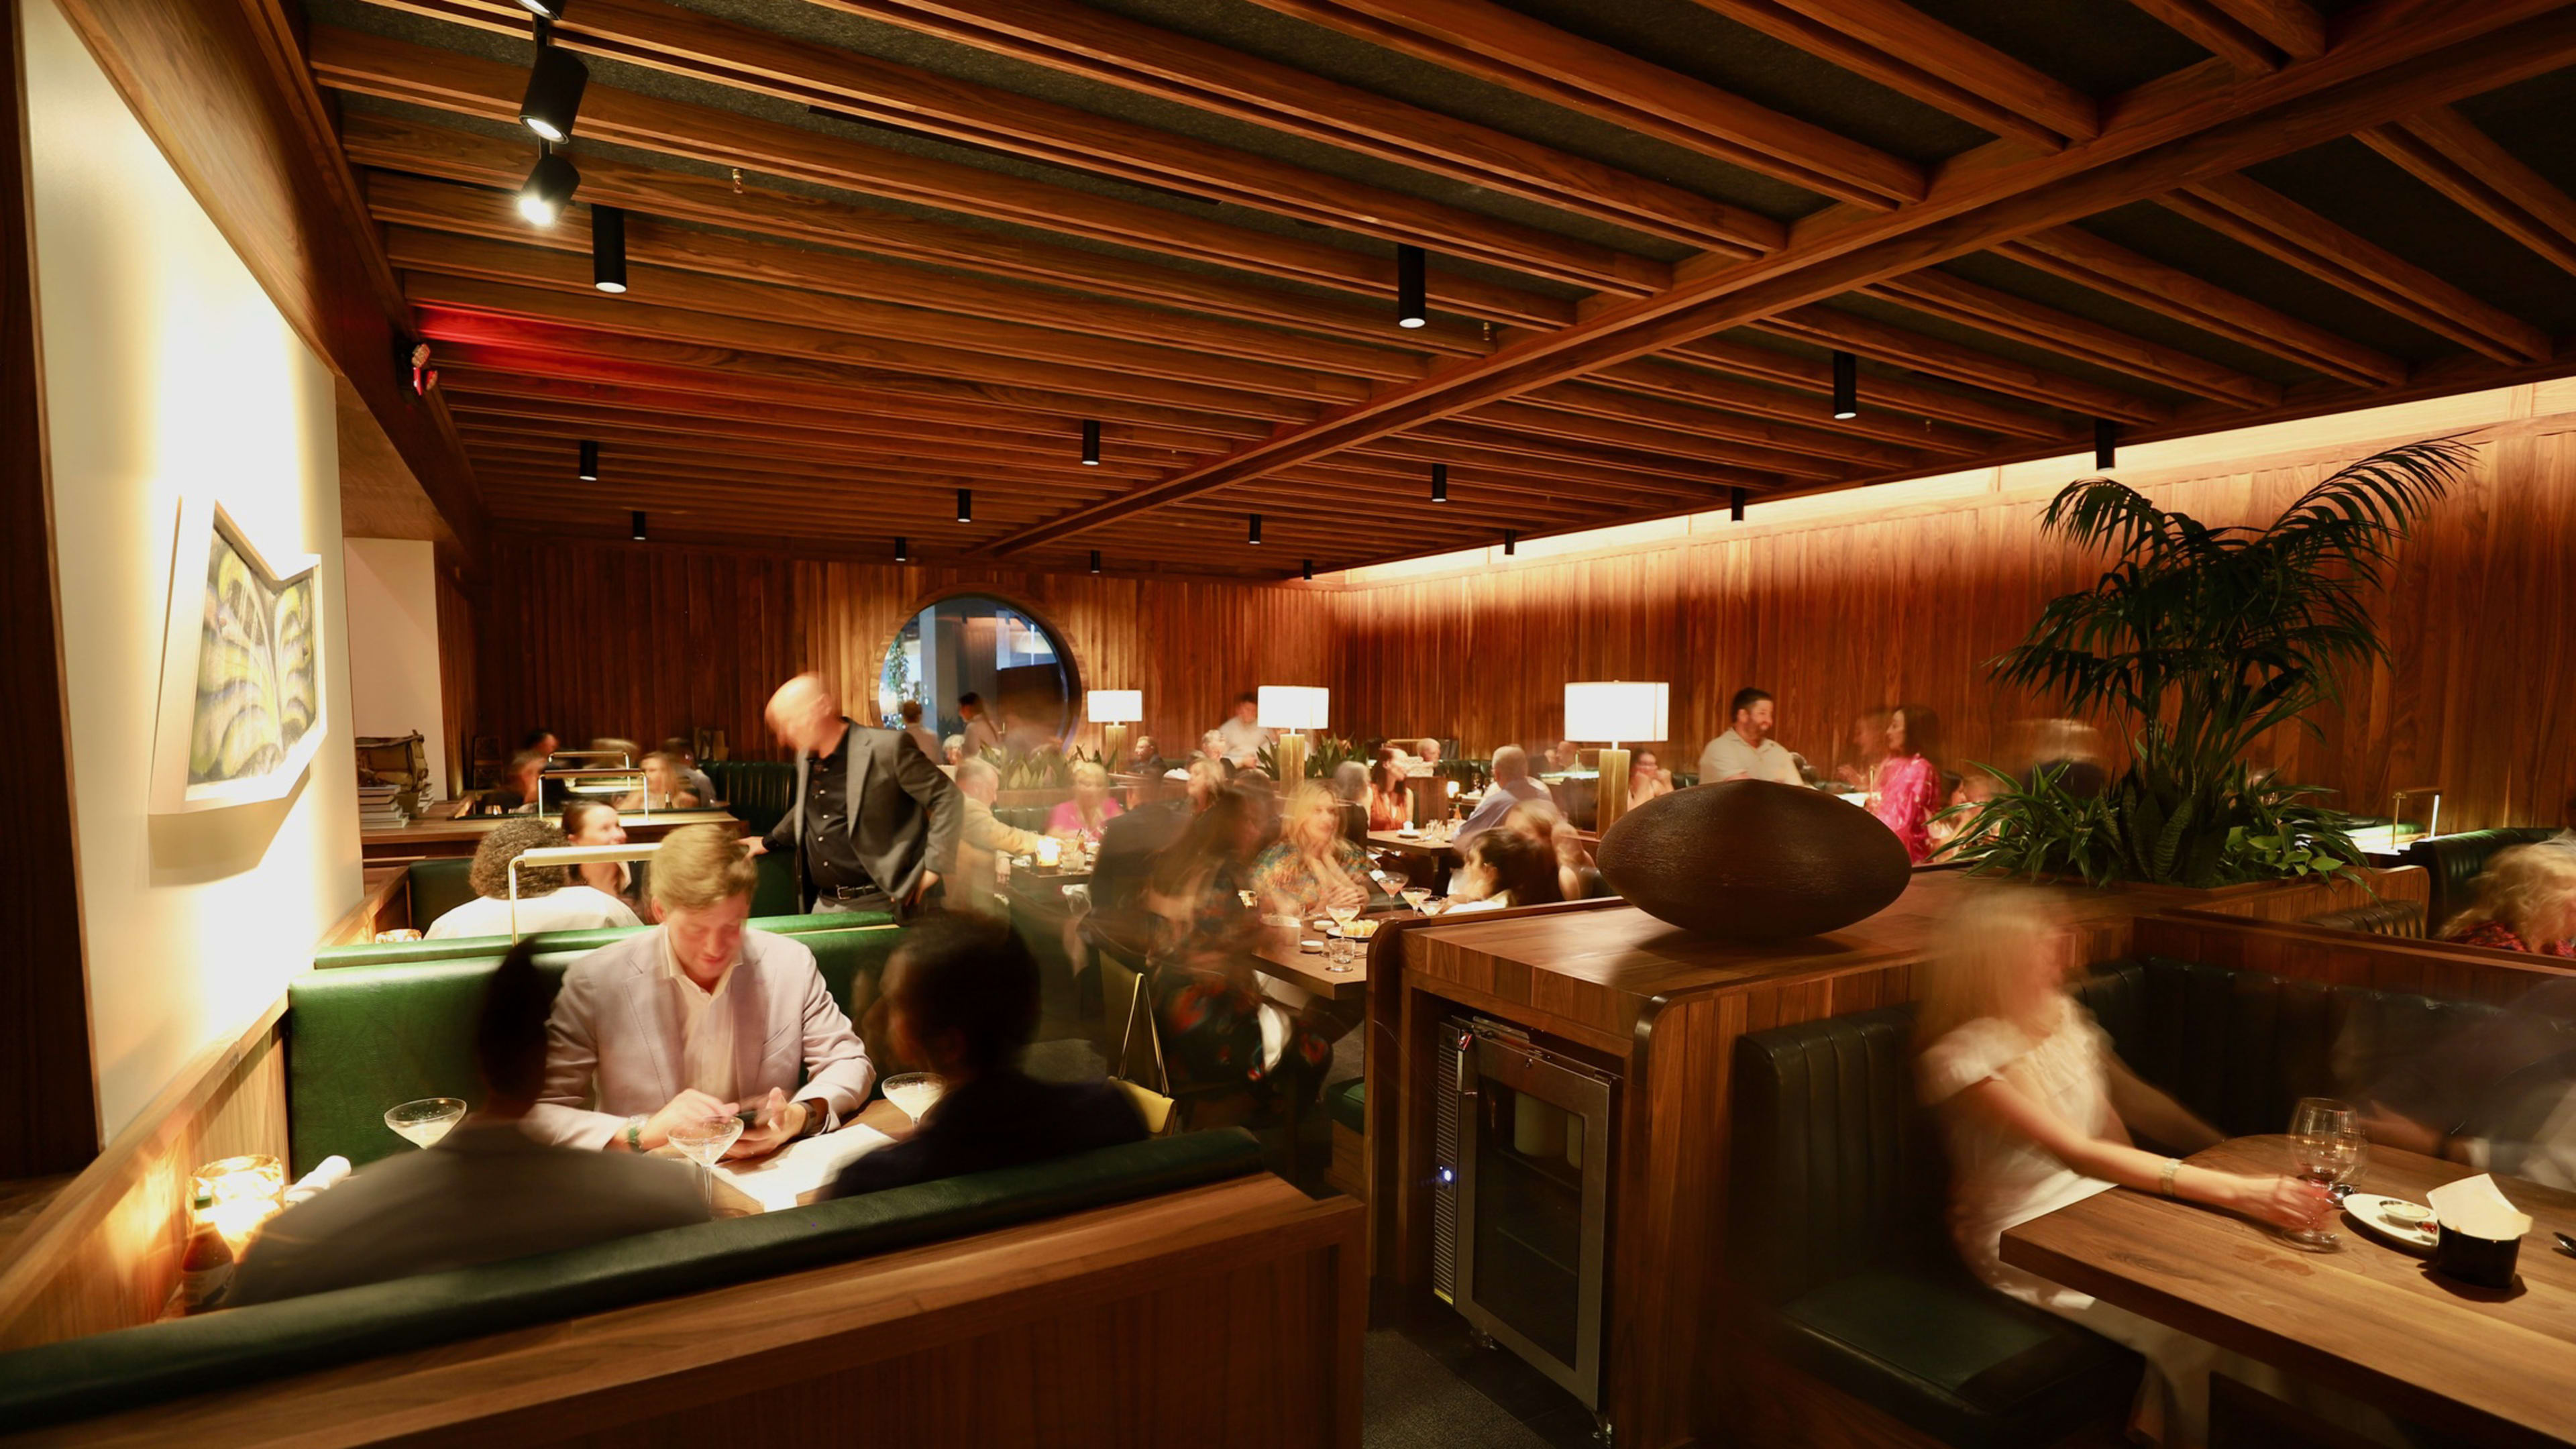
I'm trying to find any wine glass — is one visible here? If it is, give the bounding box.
[384,1097,467,1149]
[665,1113,746,1213]
[1401,886,1432,914]
[882,1073,947,1126]
[2286,1097,2360,1250]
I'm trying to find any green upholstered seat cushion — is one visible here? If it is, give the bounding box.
[289,920,904,1174]
[0,1129,1264,1432]
[1766,1270,2142,1449]
[1325,1077,1365,1134]
[312,897,883,971]
[402,858,476,929]
[704,760,797,836]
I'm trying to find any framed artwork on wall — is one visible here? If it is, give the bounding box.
[150,496,324,813]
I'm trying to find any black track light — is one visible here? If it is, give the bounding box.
[516,0,569,17]
[1248,513,1263,545]
[1430,462,1448,503]
[518,146,579,225]
[1080,419,1101,466]
[1395,244,1426,329]
[1301,558,1313,582]
[1730,486,1747,522]
[1831,350,1858,420]
[2094,419,2118,470]
[894,536,908,562]
[519,44,588,143]
[629,510,647,541]
[956,488,972,523]
[578,439,599,481]
[590,205,626,293]
[1090,549,1102,574]
[1503,529,1516,556]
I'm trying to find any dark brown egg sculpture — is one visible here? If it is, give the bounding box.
[1597,780,1911,942]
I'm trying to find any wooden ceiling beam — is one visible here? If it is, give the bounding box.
[1761,0,2098,141]
[1214,0,1923,209]
[309,28,1572,327]
[984,1,2576,553]
[1679,0,2080,152]
[343,112,1494,357]
[339,2,1668,290]
[1648,338,2061,440]
[1578,361,2024,451]
[1864,268,2283,407]
[2358,106,2576,279]
[474,471,1083,528]
[460,429,1141,498]
[400,276,1330,422]
[1456,400,1925,474]
[1755,307,2169,422]
[1996,227,2405,387]
[1387,418,1844,482]
[810,0,1788,252]
[2122,0,2282,74]
[2215,0,2326,58]
[1346,431,1786,494]
[415,318,1279,442]
[2161,174,2555,362]
[388,227,1375,402]
[367,172,1428,382]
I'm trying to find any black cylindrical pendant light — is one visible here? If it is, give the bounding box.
[578,439,599,481]
[1090,549,1102,574]
[2094,418,2118,470]
[517,147,579,225]
[1395,244,1427,329]
[956,488,972,523]
[1730,486,1747,522]
[1248,513,1263,545]
[1503,529,1516,556]
[1080,419,1101,466]
[629,510,647,541]
[894,536,908,562]
[590,205,626,293]
[1430,462,1448,503]
[517,0,569,17]
[1831,350,1858,420]
[519,44,589,143]
[1301,558,1313,581]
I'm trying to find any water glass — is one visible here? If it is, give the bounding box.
[2285,1096,2359,1250]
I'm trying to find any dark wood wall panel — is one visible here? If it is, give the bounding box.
[1331,415,2576,833]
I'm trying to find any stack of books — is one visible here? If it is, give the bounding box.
[357,784,407,830]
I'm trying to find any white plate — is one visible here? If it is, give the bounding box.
[2343,1192,2438,1251]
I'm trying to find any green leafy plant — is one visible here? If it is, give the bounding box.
[1946,438,2469,887]
[1255,735,1361,780]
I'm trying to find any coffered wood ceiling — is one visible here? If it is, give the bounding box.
[301,0,2576,577]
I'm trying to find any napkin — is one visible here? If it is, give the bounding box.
[712,1124,896,1212]
[2426,1173,2533,1241]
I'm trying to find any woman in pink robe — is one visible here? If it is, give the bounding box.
[1870,705,1945,865]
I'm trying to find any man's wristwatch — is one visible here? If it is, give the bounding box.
[793,1099,829,1140]
[625,1114,648,1152]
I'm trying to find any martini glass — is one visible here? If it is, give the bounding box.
[384,1097,467,1149]
[1401,887,1432,914]
[665,1114,746,1212]
[882,1073,947,1126]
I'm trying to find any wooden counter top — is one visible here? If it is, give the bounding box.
[362,808,741,860]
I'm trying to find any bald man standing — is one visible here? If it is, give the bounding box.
[749,674,962,920]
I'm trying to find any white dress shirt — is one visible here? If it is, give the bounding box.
[1697,731,1804,786]
[424,886,640,941]
[662,932,740,1101]
[1216,715,1271,766]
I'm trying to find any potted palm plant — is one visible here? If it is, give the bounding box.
[1946,438,2472,888]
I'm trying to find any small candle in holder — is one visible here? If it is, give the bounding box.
[1036,838,1062,869]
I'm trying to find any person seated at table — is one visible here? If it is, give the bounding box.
[1869,704,1947,865]
[472,748,547,817]
[1142,788,1355,1122]
[953,757,1048,917]
[1367,759,1411,830]
[619,751,703,812]
[1047,759,1124,843]
[1407,737,1443,778]
[1124,733,1165,776]
[2438,845,2576,956]
[523,727,561,762]
[1628,749,1674,807]
[1443,828,1564,914]
[529,824,875,1157]
[941,733,965,767]
[1917,897,2347,1448]
[561,798,634,904]
[1214,691,1269,767]
[1252,784,1376,920]
[1453,745,1550,847]
[827,916,1145,1199]
[1091,762,1220,926]
[659,737,720,806]
[424,818,641,941]
[1698,687,1803,786]
[231,941,706,1306]
[1541,739,1579,773]
[1501,798,1605,900]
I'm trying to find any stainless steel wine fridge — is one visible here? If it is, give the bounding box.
[1432,1014,1619,1423]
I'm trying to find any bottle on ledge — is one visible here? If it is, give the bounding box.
[179,1193,234,1314]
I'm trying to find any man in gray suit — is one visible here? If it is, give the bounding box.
[749,674,962,920]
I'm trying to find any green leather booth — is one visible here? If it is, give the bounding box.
[1729,957,2502,1448]
[2402,825,2559,932]
[1324,1076,1365,1135]
[392,850,798,934]
[292,915,902,1174]
[704,759,796,835]
[0,1129,1264,1432]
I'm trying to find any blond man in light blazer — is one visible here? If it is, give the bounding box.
[530,825,876,1157]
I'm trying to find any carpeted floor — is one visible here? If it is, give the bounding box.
[1363,1328,1554,1449]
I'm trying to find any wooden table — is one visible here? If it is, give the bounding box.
[2002,1136,2576,1448]
[1365,829,1461,860]
[360,808,740,861]
[1248,924,1371,1002]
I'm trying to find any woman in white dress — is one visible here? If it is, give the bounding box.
[1915,898,2337,1448]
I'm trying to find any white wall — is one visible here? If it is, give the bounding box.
[25,0,359,1137]
[342,539,449,800]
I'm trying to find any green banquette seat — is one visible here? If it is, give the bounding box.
[394,850,798,934]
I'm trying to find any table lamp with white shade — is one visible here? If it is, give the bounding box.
[1565,680,1669,830]
[1089,689,1143,769]
[1257,685,1330,784]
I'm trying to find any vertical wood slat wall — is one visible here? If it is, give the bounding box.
[465,405,2576,833]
